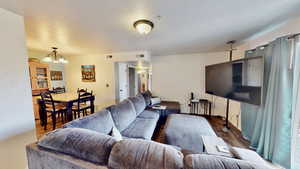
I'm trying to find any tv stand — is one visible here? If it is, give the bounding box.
[222,99,230,132]
[223,40,236,132]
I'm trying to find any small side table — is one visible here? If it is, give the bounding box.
[190,99,212,117]
[147,101,181,124]
[202,136,233,158]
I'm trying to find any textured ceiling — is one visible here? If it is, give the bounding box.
[1,0,300,56]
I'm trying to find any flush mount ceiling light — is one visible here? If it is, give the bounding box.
[133,19,154,35]
[43,47,68,64]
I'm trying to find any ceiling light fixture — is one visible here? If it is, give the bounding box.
[133,19,154,35]
[43,47,68,64]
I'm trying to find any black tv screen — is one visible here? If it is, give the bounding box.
[205,56,263,105]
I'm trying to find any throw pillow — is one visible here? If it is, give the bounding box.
[228,146,241,159]
[109,127,123,141]
[229,147,268,165]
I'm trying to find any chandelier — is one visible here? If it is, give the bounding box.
[42,47,68,64]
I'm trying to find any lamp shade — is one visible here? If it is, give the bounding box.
[133,19,154,35]
[42,56,52,62]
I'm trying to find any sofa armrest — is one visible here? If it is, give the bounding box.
[26,143,108,169]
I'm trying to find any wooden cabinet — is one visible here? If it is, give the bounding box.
[32,97,40,120]
[29,61,51,95]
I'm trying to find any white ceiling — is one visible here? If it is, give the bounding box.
[1,0,300,56]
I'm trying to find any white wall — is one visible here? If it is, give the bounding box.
[152,16,300,129]
[236,16,300,53]
[152,52,241,123]
[0,7,36,169]
[0,8,35,140]
[65,51,150,111]
[28,50,66,89]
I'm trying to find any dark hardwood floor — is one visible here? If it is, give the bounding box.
[206,116,250,148]
[35,114,250,149]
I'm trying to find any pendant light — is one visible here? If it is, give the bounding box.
[43,47,68,64]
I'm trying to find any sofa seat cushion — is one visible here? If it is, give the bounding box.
[137,110,160,120]
[184,154,271,169]
[121,117,158,140]
[108,139,184,169]
[128,94,146,115]
[38,128,118,165]
[109,99,137,132]
[164,114,217,153]
[63,109,114,134]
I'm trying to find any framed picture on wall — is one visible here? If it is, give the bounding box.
[50,71,63,81]
[81,65,96,82]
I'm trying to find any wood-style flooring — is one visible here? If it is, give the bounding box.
[35,114,250,149]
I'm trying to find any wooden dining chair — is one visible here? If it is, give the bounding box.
[72,90,93,118]
[40,91,67,130]
[77,88,88,94]
[53,87,66,94]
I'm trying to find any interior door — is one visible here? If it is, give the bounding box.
[118,63,129,101]
[128,67,136,97]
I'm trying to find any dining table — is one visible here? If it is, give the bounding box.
[36,92,95,129]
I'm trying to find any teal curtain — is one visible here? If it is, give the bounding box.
[241,37,293,169]
[291,36,300,169]
[241,47,266,141]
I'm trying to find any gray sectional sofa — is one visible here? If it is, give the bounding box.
[26,94,272,169]
[64,94,159,140]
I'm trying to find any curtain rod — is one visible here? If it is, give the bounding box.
[288,33,300,39]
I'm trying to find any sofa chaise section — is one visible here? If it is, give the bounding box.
[164,114,217,153]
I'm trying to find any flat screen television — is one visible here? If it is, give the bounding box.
[205,56,263,105]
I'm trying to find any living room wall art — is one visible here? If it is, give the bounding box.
[81,65,96,82]
[50,71,63,81]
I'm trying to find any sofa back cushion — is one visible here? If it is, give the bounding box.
[108,99,137,132]
[141,90,152,106]
[63,109,115,134]
[108,139,184,169]
[38,128,117,165]
[128,94,146,115]
[184,154,271,169]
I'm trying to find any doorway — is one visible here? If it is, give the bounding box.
[115,61,151,103]
[128,67,137,97]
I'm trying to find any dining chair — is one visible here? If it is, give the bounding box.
[53,87,66,94]
[72,90,93,118]
[77,88,88,94]
[40,91,67,130]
